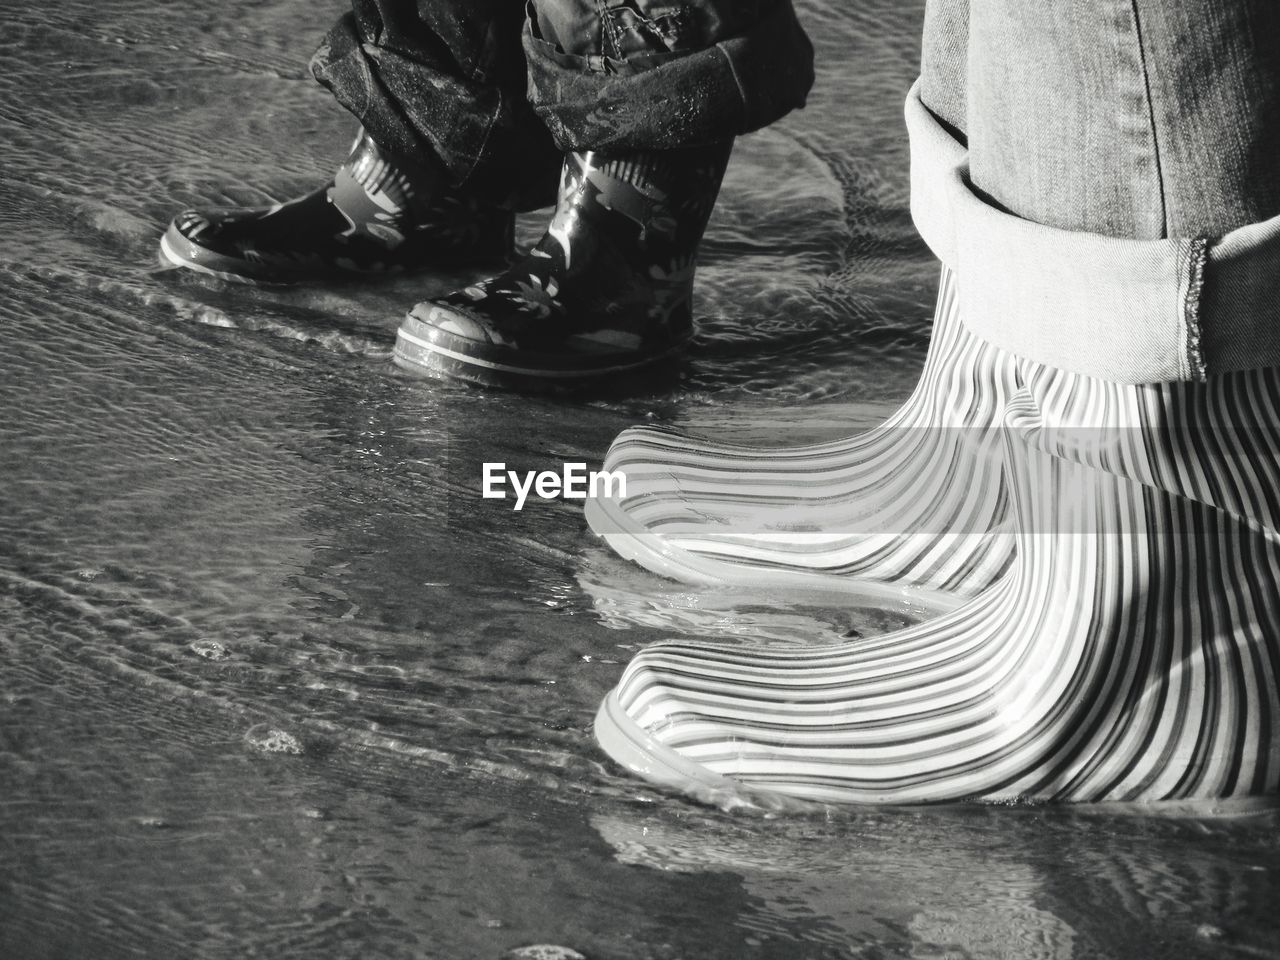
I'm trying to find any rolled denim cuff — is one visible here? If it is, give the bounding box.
[524,0,814,152]
[310,14,559,209]
[907,79,1280,383]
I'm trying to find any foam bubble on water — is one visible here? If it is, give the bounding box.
[504,947,587,960]
[245,724,302,755]
[126,283,238,329]
[80,199,156,246]
[189,638,230,661]
[192,306,237,328]
[346,664,407,679]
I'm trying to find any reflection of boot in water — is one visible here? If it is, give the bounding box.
[160,131,513,283]
[596,362,1280,807]
[1035,824,1277,957]
[396,142,733,390]
[591,811,1078,960]
[576,545,936,646]
[586,266,1020,597]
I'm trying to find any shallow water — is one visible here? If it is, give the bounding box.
[3,2,1280,958]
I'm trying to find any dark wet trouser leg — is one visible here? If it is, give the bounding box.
[525,0,815,151]
[309,0,818,200]
[310,0,563,210]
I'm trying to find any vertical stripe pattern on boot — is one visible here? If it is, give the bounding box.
[595,364,1280,807]
[586,266,1020,597]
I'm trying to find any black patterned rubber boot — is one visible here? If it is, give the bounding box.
[159,132,514,283]
[394,141,734,391]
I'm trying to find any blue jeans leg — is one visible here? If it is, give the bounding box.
[921,0,1280,240]
[919,0,1280,375]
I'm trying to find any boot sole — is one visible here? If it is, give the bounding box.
[595,690,1280,816]
[593,689,810,812]
[158,225,294,284]
[393,309,686,393]
[159,224,512,286]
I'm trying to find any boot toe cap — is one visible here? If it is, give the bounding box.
[406,300,506,347]
[171,209,217,243]
[159,212,232,272]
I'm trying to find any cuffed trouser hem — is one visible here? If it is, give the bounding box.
[523,0,814,153]
[907,79,1280,383]
[309,14,561,210]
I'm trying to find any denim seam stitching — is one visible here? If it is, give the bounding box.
[600,0,622,61]
[1184,237,1209,381]
[465,89,506,186]
[715,42,750,121]
[1126,0,1169,238]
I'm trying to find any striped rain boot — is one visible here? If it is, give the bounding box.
[594,361,1280,809]
[585,266,1021,599]
[393,142,732,391]
[159,131,513,283]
